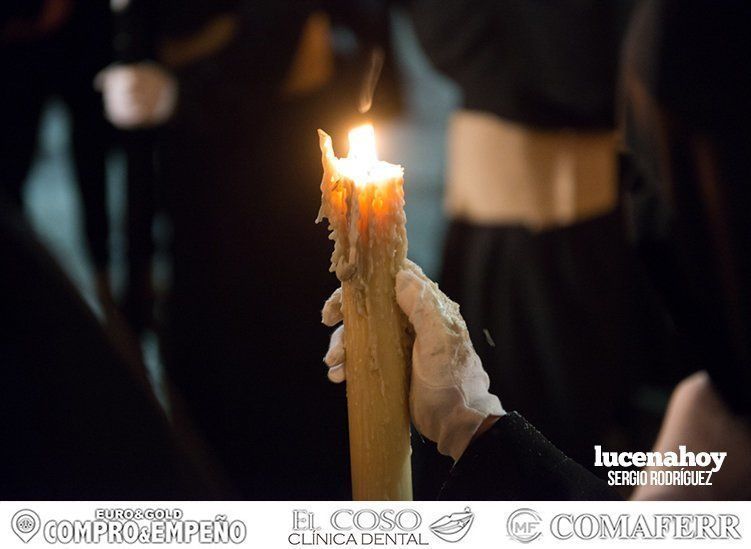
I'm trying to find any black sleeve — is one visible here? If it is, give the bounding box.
[440,412,621,500]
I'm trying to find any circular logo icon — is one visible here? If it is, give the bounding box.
[507,508,542,543]
[12,509,41,543]
[16,514,36,533]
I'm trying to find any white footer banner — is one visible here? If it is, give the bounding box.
[1,501,749,548]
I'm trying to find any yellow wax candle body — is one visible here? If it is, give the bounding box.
[317,128,412,501]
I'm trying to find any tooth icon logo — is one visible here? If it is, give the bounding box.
[11,509,40,543]
[430,507,475,543]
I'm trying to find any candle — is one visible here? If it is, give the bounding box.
[317,124,412,501]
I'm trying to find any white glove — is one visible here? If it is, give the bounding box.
[322,260,505,461]
[95,62,178,129]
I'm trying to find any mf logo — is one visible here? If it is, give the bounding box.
[507,508,542,543]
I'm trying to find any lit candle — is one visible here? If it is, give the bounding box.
[317,124,412,501]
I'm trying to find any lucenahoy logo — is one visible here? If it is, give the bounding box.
[429,507,475,543]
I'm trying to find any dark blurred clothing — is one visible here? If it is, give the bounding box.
[118,129,158,332]
[440,213,673,467]
[411,0,634,129]
[110,1,161,332]
[0,194,217,499]
[0,1,112,269]
[621,0,751,415]
[161,85,353,500]
[163,5,344,501]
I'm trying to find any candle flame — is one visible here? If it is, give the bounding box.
[323,124,401,188]
[347,124,378,165]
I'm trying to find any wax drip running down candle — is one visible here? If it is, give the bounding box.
[317,124,413,501]
[317,124,407,283]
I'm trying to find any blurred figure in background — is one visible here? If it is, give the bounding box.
[409,0,674,492]
[0,0,115,310]
[99,0,402,498]
[621,0,751,499]
[96,0,178,334]
[0,192,225,499]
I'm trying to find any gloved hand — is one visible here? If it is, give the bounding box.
[322,260,505,461]
[95,62,178,129]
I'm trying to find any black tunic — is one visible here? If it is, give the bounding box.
[411,0,634,129]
